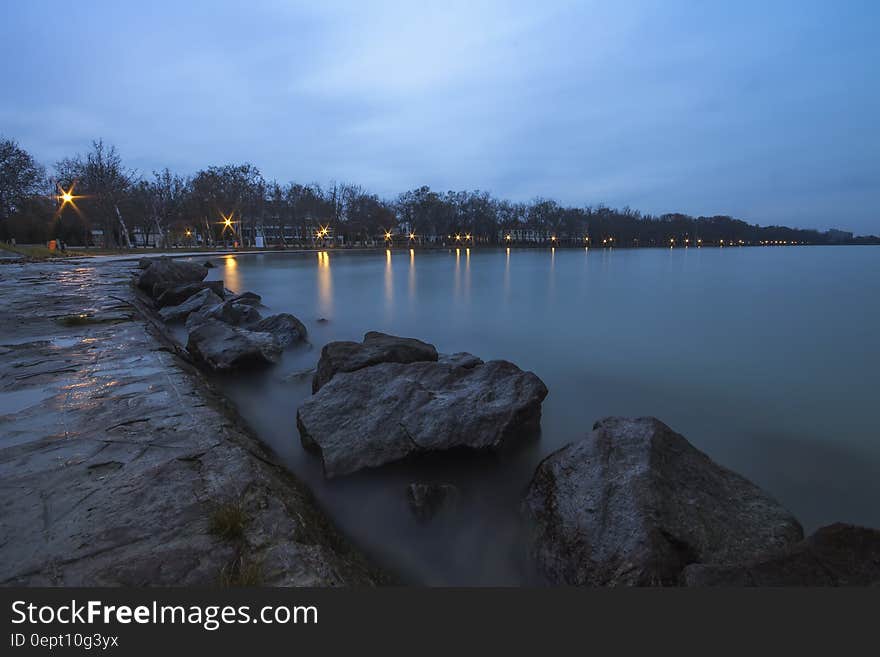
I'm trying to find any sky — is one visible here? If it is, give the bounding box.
[1,0,878,234]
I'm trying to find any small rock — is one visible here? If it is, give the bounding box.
[136,257,207,298]
[406,483,461,522]
[253,313,307,347]
[438,352,483,369]
[312,331,439,393]
[186,318,281,372]
[203,261,215,268]
[523,417,804,586]
[202,299,263,326]
[227,291,261,307]
[155,281,225,308]
[158,288,223,323]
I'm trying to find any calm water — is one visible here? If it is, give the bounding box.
[197,246,880,585]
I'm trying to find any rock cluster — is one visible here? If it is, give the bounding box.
[523,416,878,586]
[135,257,306,372]
[297,333,548,478]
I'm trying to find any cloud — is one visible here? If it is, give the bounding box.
[1,0,877,233]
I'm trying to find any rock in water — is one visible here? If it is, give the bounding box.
[201,298,263,326]
[682,523,880,586]
[297,359,548,478]
[523,417,804,586]
[227,291,261,306]
[155,280,225,308]
[158,288,223,323]
[136,257,207,297]
[312,331,439,392]
[186,318,281,371]
[407,483,461,522]
[253,313,307,347]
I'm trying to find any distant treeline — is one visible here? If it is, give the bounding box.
[1,137,876,248]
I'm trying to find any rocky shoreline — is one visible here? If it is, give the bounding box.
[2,255,878,587]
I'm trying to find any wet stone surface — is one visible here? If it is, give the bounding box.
[0,259,383,586]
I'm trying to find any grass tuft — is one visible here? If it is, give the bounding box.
[208,499,249,541]
[219,555,263,587]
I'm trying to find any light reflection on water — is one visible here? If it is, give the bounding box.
[202,246,880,585]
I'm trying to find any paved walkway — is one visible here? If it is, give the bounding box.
[0,259,382,585]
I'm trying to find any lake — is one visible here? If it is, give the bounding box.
[198,245,880,585]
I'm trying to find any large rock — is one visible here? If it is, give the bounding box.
[682,523,880,586]
[297,359,548,478]
[523,417,804,586]
[158,288,223,323]
[186,318,281,372]
[155,280,225,308]
[136,257,207,297]
[253,313,307,347]
[312,331,439,392]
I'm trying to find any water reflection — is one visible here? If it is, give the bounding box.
[223,256,240,292]
[408,249,416,304]
[504,248,511,301]
[384,250,394,318]
[317,251,332,318]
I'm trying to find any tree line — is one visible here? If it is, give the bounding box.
[1,136,875,249]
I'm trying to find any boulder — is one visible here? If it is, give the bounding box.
[186,318,281,372]
[253,313,307,347]
[523,417,804,586]
[406,483,461,522]
[312,331,439,393]
[136,257,207,297]
[158,288,223,323]
[155,281,225,308]
[438,352,483,369]
[682,523,880,586]
[297,359,547,478]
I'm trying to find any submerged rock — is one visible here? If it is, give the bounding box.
[312,331,439,393]
[253,313,307,347]
[297,358,548,478]
[523,417,804,586]
[136,257,207,297]
[682,523,880,586]
[407,483,461,522]
[186,318,281,371]
[158,288,223,323]
[155,280,225,308]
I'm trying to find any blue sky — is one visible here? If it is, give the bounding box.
[1,0,878,233]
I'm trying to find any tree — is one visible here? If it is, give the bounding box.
[55,140,137,248]
[0,137,47,238]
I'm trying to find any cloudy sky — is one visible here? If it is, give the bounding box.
[2,0,877,233]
